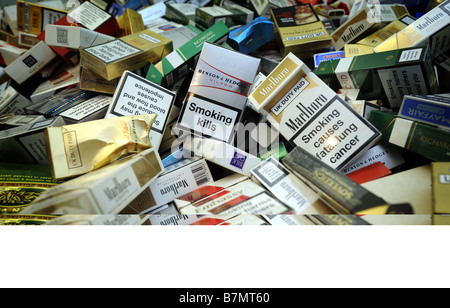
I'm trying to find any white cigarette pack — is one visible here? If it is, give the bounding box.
[184,137,262,176]
[148,157,214,208]
[250,157,322,214]
[45,24,115,50]
[4,41,57,84]
[21,148,164,215]
[177,42,261,144]
[105,71,176,150]
[0,40,27,66]
[0,85,32,115]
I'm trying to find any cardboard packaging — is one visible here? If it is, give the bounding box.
[346,161,392,184]
[374,0,450,54]
[179,179,291,216]
[331,3,409,51]
[0,114,44,130]
[158,26,202,50]
[66,0,120,36]
[79,67,120,95]
[0,85,32,115]
[145,21,229,88]
[17,0,68,35]
[340,142,405,175]
[80,29,173,81]
[0,40,27,66]
[4,41,57,85]
[282,146,413,215]
[44,24,115,50]
[398,94,450,130]
[0,214,58,225]
[343,43,375,57]
[57,94,111,124]
[45,114,157,180]
[248,53,381,170]
[313,50,345,68]
[20,147,164,215]
[432,162,450,214]
[174,173,248,212]
[44,214,151,225]
[177,42,260,144]
[148,157,214,208]
[356,14,416,48]
[105,70,176,151]
[117,8,145,37]
[271,3,332,59]
[25,89,94,118]
[0,116,65,165]
[369,110,450,162]
[0,163,59,214]
[315,45,439,108]
[184,137,262,177]
[195,5,253,30]
[227,16,275,54]
[165,2,199,26]
[30,64,81,103]
[250,157,326,214]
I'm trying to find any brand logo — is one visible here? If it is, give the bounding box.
[22,55,38,68]
[230,151,247,170]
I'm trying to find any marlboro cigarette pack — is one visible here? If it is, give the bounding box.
[80,29,173,81]
[398,94,450,130]
[179,179,291,217]
[369,110,450,162]
[177,42,260,144]
[0,85,32,115]
[248,53,381,170]
[374,0,450,54]
[45,114,157,180]
[0,116,65,165]
[271,4,332,59]
[432,162,450,214]
[174,173,248,212]
[105,70,176,150]
[44,24,115,50]
[17,0,68,35]
[20,147,164,215]
[4,41,57,84]
[184,137,262,176]
[145,21,229,88]
[0,162,59,214]
[250,157,324,214]
[148,157,214,208]
[282,146,413,215]
[356,14,416,48]
[331,3,409,51]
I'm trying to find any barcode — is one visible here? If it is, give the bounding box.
[103,177,132,201]
[376,25,401,41]
[191,163,209,186]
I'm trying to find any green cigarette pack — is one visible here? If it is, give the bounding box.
[145,21,229,88]
[368,110,450,162]
[195,5,253,30]
[315,45,439,108]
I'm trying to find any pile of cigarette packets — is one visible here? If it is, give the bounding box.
[0,0,449,225]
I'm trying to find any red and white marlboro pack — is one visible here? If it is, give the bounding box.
[177,42,261,144]
[148,157,214,208]
[174,173,248,212]
[179,179,291,217]
[0,40,27,66]
[4,41,57,84]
